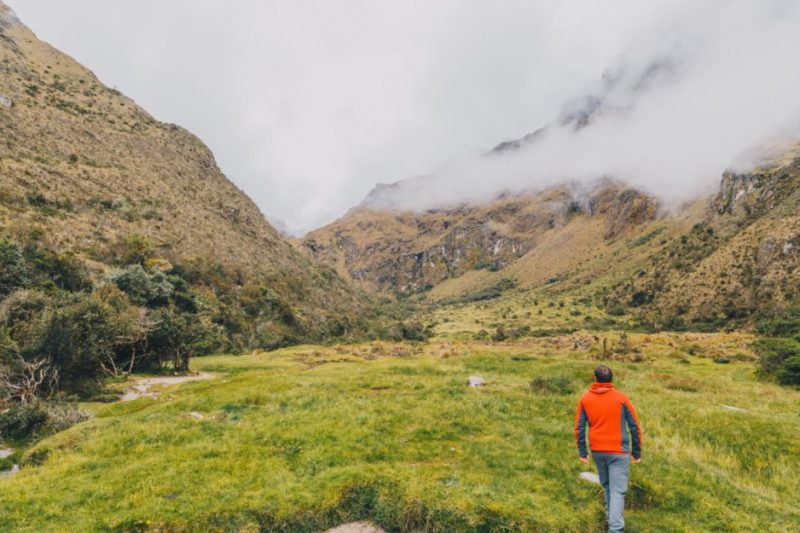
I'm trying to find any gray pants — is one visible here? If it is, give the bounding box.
[592,452,630,533]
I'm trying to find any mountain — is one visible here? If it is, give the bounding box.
[0,2,370,342]
[298,138,800,330]
[298,180,659,295]
[603,142,800,328]
[296,48,799,328]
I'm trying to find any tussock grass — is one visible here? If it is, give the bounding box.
[0,342,798,531]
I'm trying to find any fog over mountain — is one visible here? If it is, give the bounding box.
[361,1,800,212]
[14,0,800,230]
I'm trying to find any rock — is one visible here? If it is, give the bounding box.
[0,448,12,459]
[189,411,204,420]
[467,375,486,387]
[579,471,601,485]
[0,95,12,109]
[722,405,746,412]
[324,521,387,533]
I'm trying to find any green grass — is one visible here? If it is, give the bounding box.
[1,342,798,532]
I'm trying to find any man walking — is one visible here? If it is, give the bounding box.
[574,365,642,533]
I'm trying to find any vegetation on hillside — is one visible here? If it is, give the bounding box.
[753,308,800,386]
[0,8,375,346]
[602,153,800,330]
[0,231,425,451]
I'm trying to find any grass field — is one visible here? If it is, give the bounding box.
[1,337,798,532]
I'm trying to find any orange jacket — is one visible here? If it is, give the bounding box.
[575,382,641,458]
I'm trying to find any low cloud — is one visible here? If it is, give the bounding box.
[362,0,800,212]
[13,0,800,229]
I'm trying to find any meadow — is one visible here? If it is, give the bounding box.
[1,333,798,532]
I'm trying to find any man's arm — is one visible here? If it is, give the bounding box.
[623,398,642,461]
[574,400,588,461]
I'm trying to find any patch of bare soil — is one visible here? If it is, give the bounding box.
[120,373,216,401]
[323,521,388,533]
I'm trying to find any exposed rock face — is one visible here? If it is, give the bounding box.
[298,180,659,294]
[0,94,11,108]
[491,58,677,154]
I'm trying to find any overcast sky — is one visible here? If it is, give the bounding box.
[12,1,800,233]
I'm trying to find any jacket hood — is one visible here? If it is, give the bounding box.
[590,382,614,394]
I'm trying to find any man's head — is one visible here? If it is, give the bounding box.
[594,364,613,383]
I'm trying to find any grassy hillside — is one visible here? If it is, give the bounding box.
[0,338,797,531]
[603,146,800,329]
[297,181,658,296]
[0,2,372,342]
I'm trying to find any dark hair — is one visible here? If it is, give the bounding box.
[594,364,613,383]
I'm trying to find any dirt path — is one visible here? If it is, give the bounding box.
[323,522,387,533]
[120,372,216,401]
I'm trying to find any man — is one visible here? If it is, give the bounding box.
[574,364,642,533]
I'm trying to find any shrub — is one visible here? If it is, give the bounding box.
[0,238,29,297]
[0,402,90,442]
[757,309,800,338]
[0,402,48,441]
[145,307,209,371]
[753,337,800,377]
[109,264,174,307]
[36,293,123,387]
[777,356,800,386]
[529,376,573,395]
[24,246,89,292]
[492,327,508,342]
[41,403,91,434]
[400,321,429,341]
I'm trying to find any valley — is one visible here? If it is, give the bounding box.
[1,2,799,532]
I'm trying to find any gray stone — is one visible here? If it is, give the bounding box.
[579,471,601,485]
[189,411,204,420]
[0,95,12,109]
[467,375,485,387]
[324,522,387,533]
[0,448,12,459]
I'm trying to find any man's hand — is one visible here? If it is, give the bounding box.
[632,457,642,464]
[579,456,590,464]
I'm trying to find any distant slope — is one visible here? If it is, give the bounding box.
[0,2,369,337]
[297,180,659,295]
[603,144,800,328]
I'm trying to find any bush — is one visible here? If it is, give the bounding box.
[0,402,48,441]
[757,309,800,338]
[400,321,429,341]
[777,356,800,386]
[109,264,174,307]
[0,402,90,442]
[753,337,800,377]
[0,238,29,297]
[529,376,573,395]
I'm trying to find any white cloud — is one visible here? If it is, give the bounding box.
[12,0,800,231]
